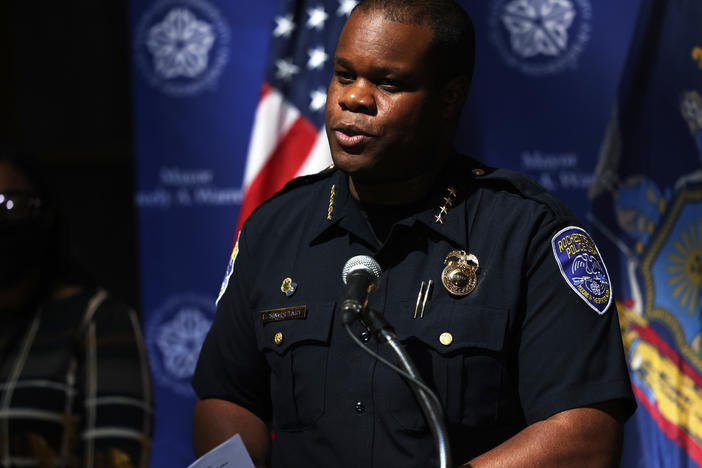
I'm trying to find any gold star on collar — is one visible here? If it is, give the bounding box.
[435,186,457,224]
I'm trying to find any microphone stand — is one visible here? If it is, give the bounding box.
[358,307,453,468]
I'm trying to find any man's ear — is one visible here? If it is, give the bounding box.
[442,75,470,120]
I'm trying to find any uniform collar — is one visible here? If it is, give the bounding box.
[309,169,378,248]
[411,185,469,250]
[308,157,483,251]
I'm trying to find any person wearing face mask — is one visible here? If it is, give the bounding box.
[0,151,152,468]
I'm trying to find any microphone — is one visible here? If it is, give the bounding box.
[341,255,382,325]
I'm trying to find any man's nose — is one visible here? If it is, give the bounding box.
[339,79,376,114]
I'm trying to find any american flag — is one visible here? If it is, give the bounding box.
[235,0,359,233]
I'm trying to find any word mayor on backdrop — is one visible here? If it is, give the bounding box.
[135,167,242,209]
[521,151,593,191]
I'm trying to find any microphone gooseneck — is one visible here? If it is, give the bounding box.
[338,255,452,468]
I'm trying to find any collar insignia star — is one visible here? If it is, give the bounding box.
[435,186,457,224]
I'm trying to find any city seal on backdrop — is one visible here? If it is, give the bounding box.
[489,0,592,77]
[133,0,230,97]
[146,294,215,395]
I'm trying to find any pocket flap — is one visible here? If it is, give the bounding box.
[393,302,508,354]
[255,301,335,354]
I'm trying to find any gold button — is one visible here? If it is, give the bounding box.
[472,168,485,176]
[439,332,453,346]
[274,332,283,346]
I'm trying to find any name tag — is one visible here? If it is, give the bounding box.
[259,305,307,323]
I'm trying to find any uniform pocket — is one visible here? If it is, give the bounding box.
[383,300,509,432]
[255,301,335,431]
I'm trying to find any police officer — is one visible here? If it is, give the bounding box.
[192,1,635,467]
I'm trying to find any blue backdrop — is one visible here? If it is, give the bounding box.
[129,1,642,466]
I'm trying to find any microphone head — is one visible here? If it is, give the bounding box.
[342,255,382,285]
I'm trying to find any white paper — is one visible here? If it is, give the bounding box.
[187,433,255,468]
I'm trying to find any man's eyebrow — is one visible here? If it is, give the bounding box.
[334,57,408,77]
[334,57,354,68]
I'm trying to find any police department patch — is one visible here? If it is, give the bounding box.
[552,226,612,314]
[216,235,239,305]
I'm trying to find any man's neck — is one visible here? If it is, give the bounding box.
[348,153,451,205]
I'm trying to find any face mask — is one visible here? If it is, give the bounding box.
[0,221,50,287]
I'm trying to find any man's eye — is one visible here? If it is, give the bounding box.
[379,79,402,92]
[335,71,354,82]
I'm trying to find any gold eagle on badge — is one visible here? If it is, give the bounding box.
[441,250,479,296]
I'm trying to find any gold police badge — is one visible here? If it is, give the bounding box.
[441,250,479,296]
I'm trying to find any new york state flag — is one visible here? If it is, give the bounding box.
[590,0,702,466]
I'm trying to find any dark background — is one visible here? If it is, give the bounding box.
[1,1,138,307]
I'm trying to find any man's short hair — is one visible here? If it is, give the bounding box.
[353,0,475,84]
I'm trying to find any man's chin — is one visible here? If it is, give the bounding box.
[330,151,374,176]
[330,148,418,185]
[333,164,396,187]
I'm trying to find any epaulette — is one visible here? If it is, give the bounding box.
[464,157,574,219]
[279,163,338,193]
[246,164,338,221]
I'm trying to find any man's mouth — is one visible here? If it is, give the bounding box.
[335,131,367,146]
[333,124,373,148]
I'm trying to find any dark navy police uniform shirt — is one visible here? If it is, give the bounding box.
[193,155,635,467]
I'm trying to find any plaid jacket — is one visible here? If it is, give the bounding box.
[0,288,151,467]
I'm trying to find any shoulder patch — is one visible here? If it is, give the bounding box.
[216,234,240,305]
[551,226,612,315]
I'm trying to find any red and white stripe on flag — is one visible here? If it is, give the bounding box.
[235,83,332,234]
